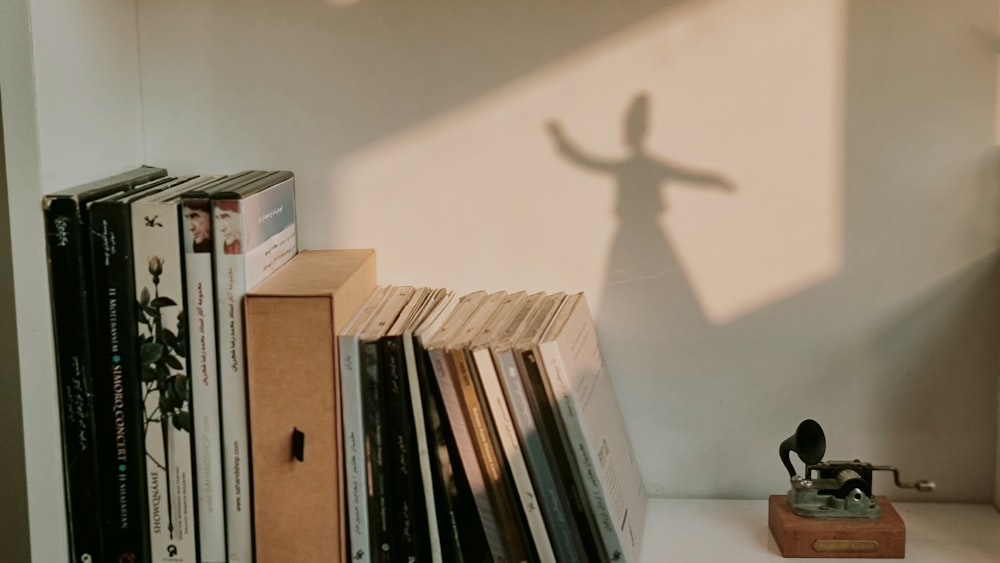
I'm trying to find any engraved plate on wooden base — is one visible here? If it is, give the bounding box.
[768,495,905,558]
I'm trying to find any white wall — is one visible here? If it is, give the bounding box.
[4,3,999,560]
[138,0,1000,502]
[0,0,145,561]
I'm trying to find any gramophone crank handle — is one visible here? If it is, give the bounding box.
[868,465,936,492]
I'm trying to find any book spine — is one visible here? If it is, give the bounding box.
[181,199,227,563]
[473,347,557,563]
[535,343,629,563]
[449,348,532,563]
[383,335,430,563]
[214,181,298,563]
[132,200,199,563]
[361,338,392,563]
[428,347,505,562]
[519,348,607,562]
[493,347,591,563]
[215,245,253,563]
[541,300,645,562]
[89,201,151,563]
[44,198,105,563]
[238,176,297,290]
[402,334,443,563]
[419,344,491,563]
[339,333,372,563]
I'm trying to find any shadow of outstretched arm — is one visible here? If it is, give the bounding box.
[663,158,736,192]
[547,121,618,173]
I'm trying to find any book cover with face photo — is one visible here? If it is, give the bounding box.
[210,171,297,563]
[177,171,267,563]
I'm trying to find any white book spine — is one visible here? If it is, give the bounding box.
[339,331,371,563]
[244,223,295,289]
[538,343,622,561]
[132,199,198,563]
[214,178,298,563]
[216,249,252,563]
[472,347,556,563]
[537,304,646,563]
[183,227,226,563]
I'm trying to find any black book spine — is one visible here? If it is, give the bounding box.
[496,348,588,563]
[44,198,105,563]
[416,345,488,563]
[362,338,392,563]
[382,335,431,563]
[89,201,152,563]
[520,349,606,563]
[455,349,535,563]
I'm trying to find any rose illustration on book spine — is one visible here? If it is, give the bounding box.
[137,255,190,540]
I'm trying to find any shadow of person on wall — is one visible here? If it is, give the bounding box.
[546,92,735,380]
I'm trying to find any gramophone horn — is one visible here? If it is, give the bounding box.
[779,419,826,478]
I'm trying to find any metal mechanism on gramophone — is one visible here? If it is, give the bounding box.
[779,419,935,519]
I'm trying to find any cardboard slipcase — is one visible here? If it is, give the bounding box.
[244,249,377,562]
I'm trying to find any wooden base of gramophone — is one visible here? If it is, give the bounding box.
[768,495,905,558]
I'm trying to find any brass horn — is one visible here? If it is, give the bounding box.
[779,419,826,478]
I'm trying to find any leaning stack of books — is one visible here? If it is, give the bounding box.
[43,167,299,563]
[331,287,648,563]
[42,166,646,563]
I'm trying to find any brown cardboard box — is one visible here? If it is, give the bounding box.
[244,249,377,563]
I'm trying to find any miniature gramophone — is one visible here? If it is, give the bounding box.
[768,419,934,558]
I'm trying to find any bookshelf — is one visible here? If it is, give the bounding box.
[638,499,1000,562]
[3,1,1000,561]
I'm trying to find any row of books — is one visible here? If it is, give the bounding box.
[43,165,645,563]
[336,285,648,563]
[42,166,298,563]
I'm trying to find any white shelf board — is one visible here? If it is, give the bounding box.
[639,498,1000,562]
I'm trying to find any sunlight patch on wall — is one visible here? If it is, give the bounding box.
[658,1,845,323]
[327,0,846,323]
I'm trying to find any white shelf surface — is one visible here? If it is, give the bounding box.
[639,498,1000,562]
